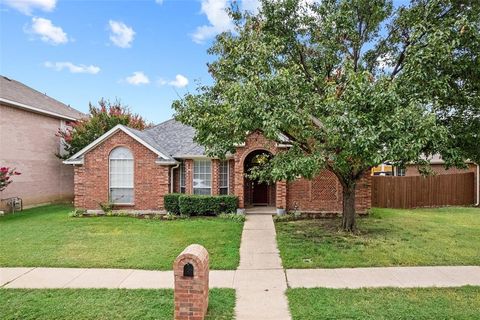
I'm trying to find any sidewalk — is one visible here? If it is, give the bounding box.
[3,265,479,290]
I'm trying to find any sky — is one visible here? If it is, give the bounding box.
[0,0,260,123]
[0,0,408,124]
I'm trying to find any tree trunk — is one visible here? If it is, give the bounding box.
[342,183,356,232]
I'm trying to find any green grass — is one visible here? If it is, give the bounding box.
[0,204,243,270]
[276,207,480,268]
[0,288,235,320]
[287,287,480,320]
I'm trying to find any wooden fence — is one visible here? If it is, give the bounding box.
[372,172,475,208]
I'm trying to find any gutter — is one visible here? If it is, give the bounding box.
[0,97,79,121]
[170,163,180,193]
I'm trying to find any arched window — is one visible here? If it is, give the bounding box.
[109,147,134,204]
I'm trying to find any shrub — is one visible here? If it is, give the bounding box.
[178,195,237,216]
[218,213,245,223]
[164,193,182,215]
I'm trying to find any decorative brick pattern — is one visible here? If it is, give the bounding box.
[73,130,169,210]
[173,244,209,320]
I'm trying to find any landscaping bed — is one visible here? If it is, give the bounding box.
[0,204,243,270]
[276,207,480,268]
[287,286,480,320]
[0,288,235,320]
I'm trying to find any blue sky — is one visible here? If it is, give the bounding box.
[0,0,407,123]
[0,0,260,123]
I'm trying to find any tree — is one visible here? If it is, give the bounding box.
[173,0,479,231]
[0,167,21,192]
[57,99,151,159]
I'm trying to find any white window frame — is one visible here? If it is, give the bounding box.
[219,160,229,195]
[179,160,186,193]
[109,147,134,205]
[193,159,212,195]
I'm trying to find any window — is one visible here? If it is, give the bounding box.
[179,161,186,193]
[219,160,229,195]
[109,147,134,204]
[193,159,211,195]
[395,167,406,176]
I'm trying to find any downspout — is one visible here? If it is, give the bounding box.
[476,163,479,206]
[170,163,180,193]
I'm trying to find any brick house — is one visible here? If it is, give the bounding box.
[0,76,84,209]
[64,119,371,214]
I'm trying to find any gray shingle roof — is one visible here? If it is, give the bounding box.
[143,119,205,157]
[0,75,85,120]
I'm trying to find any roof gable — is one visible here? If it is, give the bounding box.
[0,76,85,120]
[63,124,175,164]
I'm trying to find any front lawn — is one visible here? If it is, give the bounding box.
[0,288,235,320]
[0,204,243,270]
[276,207,480,268]
[287,286,480,320]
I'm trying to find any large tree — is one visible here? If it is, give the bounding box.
[57,99,150,159]
[173,0,479,231]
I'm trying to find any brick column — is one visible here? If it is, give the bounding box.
[275,180,287,210]
[185,159,194,195]
[174,244,209,320]
[211,159,220,195]
[234,156,245,208]
[73,166,85,208]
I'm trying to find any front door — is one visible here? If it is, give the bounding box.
[252,181,268,205]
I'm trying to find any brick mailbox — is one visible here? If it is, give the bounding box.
[173,244,209,320]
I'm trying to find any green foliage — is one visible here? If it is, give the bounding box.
[276,206,480,268]
[287,287,480,320]
[0,288,236,320]
[98,201,114,213]
[218,213,246,223]
[173,0,479,230]
[164,193,183,215]
[178,195,238,216]
[0,204,243,270]
[57,99,151,159]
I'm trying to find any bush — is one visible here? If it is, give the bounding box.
[164,193,182,214]
[178,195,238,216]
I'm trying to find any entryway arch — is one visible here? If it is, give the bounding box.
[243,149,276,207]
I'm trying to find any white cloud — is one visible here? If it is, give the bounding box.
[155,0,164,4]
[125,72,150,85]
[192,0,234,44]
[27,17,68,45]
[44,61,100,74]
[168,74,189,88]
[3,0,56,15]
[108,20,135,48]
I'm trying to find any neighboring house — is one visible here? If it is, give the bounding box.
[64,119,372,214]
[0,76,84,209]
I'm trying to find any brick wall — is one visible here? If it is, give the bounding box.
[287,170,371,213]
[73,130,169,210]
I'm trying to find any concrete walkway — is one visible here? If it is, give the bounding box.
[234,213,291,320]
[3,265,479,290]
[287,266,480,288]
[0,267,235,289]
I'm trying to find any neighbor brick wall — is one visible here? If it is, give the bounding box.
[73,130,169,210]
[0,103,74,208]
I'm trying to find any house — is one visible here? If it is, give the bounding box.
[64,119,371,214]
[0,76,84,209]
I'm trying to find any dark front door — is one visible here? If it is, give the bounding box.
[252,181,268,205]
